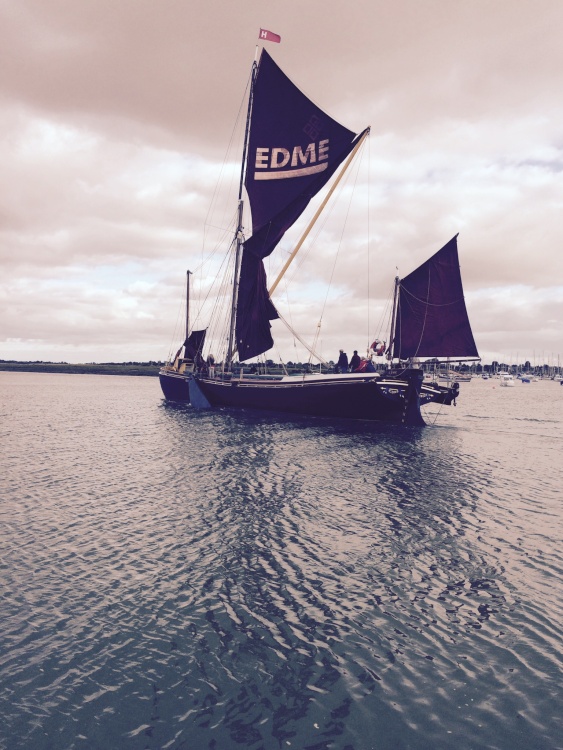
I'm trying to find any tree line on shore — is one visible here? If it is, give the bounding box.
[0,358,560,378]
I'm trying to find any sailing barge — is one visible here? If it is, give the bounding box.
[159,48,478,425]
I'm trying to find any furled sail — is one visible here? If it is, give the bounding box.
[236,49,364,361]
[392,235,479,360]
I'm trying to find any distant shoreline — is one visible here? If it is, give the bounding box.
[0,362,162,377]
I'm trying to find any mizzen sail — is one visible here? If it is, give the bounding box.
[392,235,479,360]
[236,49,365,361]
[184,329,206,361]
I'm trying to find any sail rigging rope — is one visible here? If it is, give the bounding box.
[398,268,466,360]
[399,286,466,306]
[184,68,253,355]
[165,291,187,362]
[202,70,252,258]
[374,278,395,354]
[409,266,432,360]
[427,393,447,426]
[276,311,329,365]
[273,137,367,366]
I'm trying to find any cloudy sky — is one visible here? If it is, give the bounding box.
[1,0,562,366]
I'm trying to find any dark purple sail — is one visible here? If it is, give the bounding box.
[236,49,364,362]
[392,235,478,360]
[184,329,206,360]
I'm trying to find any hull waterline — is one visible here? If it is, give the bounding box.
[159,367,460,426]
[190,369,427,426]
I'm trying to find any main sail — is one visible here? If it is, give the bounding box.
[392,235,479,360]
[235,49,364,361]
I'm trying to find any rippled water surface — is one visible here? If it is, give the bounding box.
[1,372,561,750]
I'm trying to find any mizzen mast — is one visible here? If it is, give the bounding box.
[185,270,191,345]
[387,275,400,366]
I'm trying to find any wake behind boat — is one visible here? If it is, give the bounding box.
[159,44,479,425]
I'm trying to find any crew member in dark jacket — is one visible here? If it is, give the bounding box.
[349,350,361,371]
[336,350,348,373]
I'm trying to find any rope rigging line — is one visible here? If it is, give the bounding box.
[281,136,368,360]
[192,70,253,328]
[370,277,395,359]
[409,267,432,360]
[399,284,466,307]
[276,311,329,366]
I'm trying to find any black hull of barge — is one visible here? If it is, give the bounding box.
[193,370,426,426]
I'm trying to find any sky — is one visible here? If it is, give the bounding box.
[1,0,562,366]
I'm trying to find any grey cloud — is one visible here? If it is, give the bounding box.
[1,0,562,364]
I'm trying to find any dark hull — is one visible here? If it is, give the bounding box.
[159,369,191,401]
[159,367,459,425]
[194,370,426,426]
[418,379,459,406]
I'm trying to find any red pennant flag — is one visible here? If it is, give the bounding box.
[259,28,281,44]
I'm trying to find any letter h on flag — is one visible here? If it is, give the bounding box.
[259,28,281,43]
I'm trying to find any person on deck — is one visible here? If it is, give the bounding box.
[336,350,349,373]
[349,350,361,372]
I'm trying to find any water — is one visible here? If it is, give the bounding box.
[1,372,561,750]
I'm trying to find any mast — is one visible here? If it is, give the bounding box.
[387,276,400,367]
[185,270,191,345]
[226,59,258,369]
[226,199,244,369]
